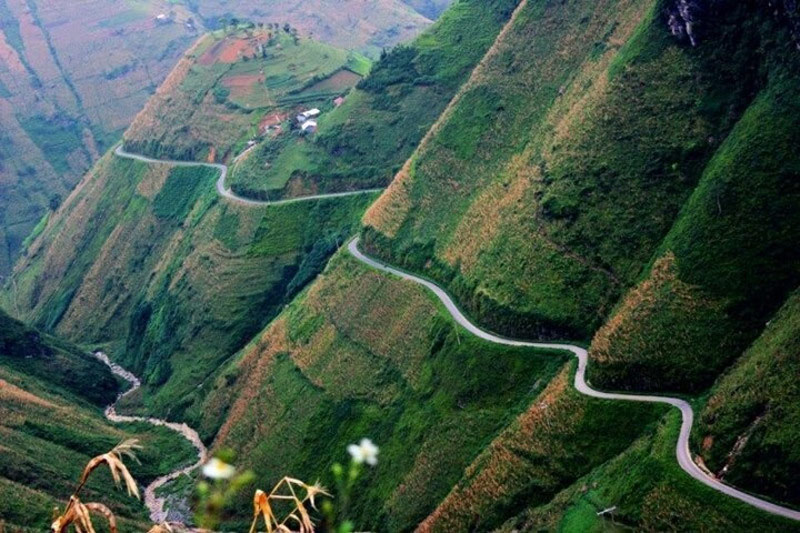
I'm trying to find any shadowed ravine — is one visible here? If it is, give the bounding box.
[347,237,800,523]
[94,352,208,523]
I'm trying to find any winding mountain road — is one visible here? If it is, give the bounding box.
[347,237,800,522]
[114,146,383,207]
[94,352,208,524]
[108,142,800,522]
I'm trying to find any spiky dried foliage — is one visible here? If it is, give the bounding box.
[51,497,118,533]
[77,439,143,499]
[52,439,142,533]
[249,478,329,533]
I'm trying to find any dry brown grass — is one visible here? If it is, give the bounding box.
[442,157,534,273]
[249,478,329,533]
[417,366,579,531]
[51,440,141,533]
[0,378,57,409]
[589,253,710,365]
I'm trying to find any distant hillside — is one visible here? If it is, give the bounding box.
[0,0,445,279]
[123,26,371,163]
[0,309,196,531]
[175,0,442,57]
[0,0,198,278]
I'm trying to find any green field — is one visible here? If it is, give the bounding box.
[123,29,369,164]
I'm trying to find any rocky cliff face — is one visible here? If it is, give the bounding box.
[667,0,800,49]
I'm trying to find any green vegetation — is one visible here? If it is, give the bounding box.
[123,30,366,163]
[0,309,196,531]
[227,0,520,199]
[152,166,216,221]
[498,413,800,532]
[589,55,800,393]
[5,151,377,421]
[18,114,90,175]
[0,309,117,405]
[199,251,568,530]
[363,0,796,343]
[697,290,800,507]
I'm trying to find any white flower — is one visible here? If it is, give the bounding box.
[347,438,379,466]
[202,457,235,479]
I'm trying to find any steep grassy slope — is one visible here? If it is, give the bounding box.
[227,0,520,199]
[123,28,369,163]
[415,364,663,532]
[4,151,377,419]
[362,0,792,342]
[588,53,800,393]
[496,412,800,532]
[695,290,800,507]
[0,309,196,531]
[199,251,568,530]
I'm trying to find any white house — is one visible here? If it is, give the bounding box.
[301,120,318,134]
[296,108,321,123]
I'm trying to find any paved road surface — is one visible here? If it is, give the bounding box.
[114,145,382,207]
[347,237,800,522]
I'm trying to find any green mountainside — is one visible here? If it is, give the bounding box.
[193,0,800,529]
[2,1,514,423]
[2,0,799,530]
[0,0,446,279]
[0,309,196,531]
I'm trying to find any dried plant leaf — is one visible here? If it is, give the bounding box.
[51,497,97,533]
[78,440,141,500]
[84,502,117,533]
[250,489,275,533]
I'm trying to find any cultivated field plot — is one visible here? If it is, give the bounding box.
[124,26,368,163]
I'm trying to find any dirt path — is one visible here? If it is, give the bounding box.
[94,352,208,523]
[347,237,800,523]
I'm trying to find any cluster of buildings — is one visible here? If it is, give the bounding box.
[296,108,320,134]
